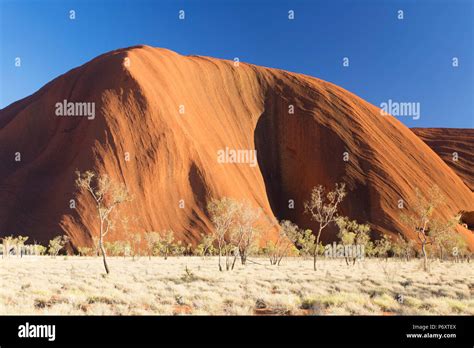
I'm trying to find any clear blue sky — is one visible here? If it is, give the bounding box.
[1,0,473,128]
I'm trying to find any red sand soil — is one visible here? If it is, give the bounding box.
[1,45,473,250]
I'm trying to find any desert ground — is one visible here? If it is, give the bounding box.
[1,256,472,315]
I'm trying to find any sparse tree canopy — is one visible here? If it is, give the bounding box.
[429,217,458,261]
[264,219,300,266]
[207,197,241,271]
[75,170,132,274]
[159,230,176,260]
[130,234,142,260]
[304,183,346,270]
[78,246,93,257]
[143,230,183,259]
[335,216,371,265]
[144,231,161,259]
[207,198,267,269]
[392,233,416,261]
[121,215,141,259]
[230,201,262,265]
[48,235,70,257]
[195,233,216,257]
[400,185,444,271]
[1,236,17,257]
[373,234,392,260]
[295,229,316,259]
[1,235,29,258]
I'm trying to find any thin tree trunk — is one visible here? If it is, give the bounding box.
[218,247,222,271]
[314,228,322,271]
[99,220,110,274]
[226,253,231,270]
[99,237,110,274]
[421,243,428,271]
[240,251,247,265]
[231,250,238,270]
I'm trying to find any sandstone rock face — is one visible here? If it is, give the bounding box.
[412,128,474,191]
[1,45,473,249]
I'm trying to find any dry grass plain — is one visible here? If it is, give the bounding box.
[1,256,472,315]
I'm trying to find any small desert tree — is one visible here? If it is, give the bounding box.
[195,233,216,257]
[172,240,186,257]
[0,235,30,258]
[304,183,346,270]
[144,231,161,260]
[207,197,241,271]
[1,236,16,258]
[121,216,141,260]
[159,230,176,260]
[295,229,316,259]
[48,235,70,258]
[184,243,193,256]
[391,233,416,261]
[2,236,15,257]
[16,236,29,258]
[5,236,28,258]
[121,240,131,258]
[373,234,392,261]
[34,244,47,256]
[265,220,300,266]
[400,186,444,271]
[294,229,326,265]
[446,232,468,263]
[78,246,93,256]
[429,216,459,261]
[231,202,262,265]
[131,234,142,260]
[75,170,132,274]
[335,217,371,265]
[104,241,121,256]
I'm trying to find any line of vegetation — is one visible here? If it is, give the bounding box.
[1,171,470,275]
